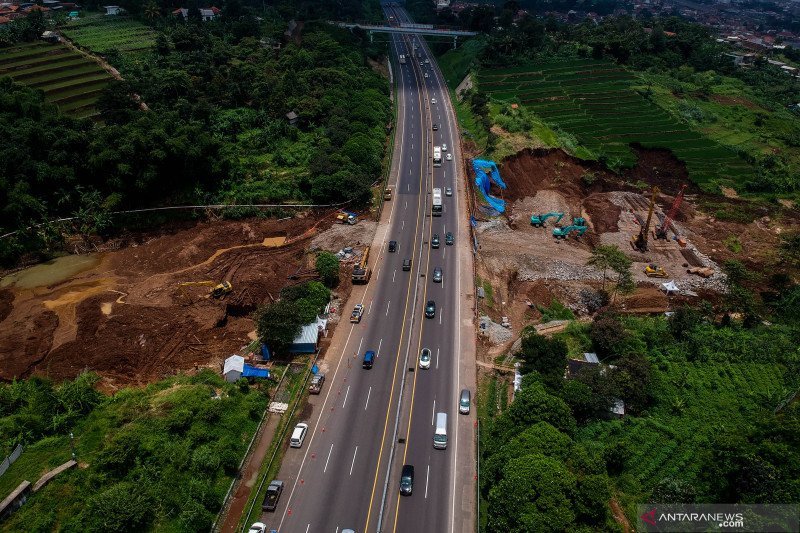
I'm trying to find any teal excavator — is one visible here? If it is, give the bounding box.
[531,212,564,227]
[553,225,588,239]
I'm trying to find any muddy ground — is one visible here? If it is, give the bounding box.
[0,210,370,390]
[474,146,800,361]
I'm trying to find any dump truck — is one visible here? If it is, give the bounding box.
[352,246,371,284]
[350,304,364,323]
[336,210,357,225]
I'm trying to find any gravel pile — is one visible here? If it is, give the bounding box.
[479,315,514,344]
[516,256,604,282]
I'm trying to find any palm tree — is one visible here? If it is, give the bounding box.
[143,2,160,21]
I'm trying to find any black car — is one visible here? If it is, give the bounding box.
[431,234,440,248]
[425,300,436,318]
[400,464,414,495]
[388,240,397,252]
[432,123,439,131]
[433,267,442,283]
[445,232,454,246]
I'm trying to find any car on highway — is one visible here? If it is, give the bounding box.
[431,97,437,104]
[442,143,447,151]
[350,304,364,323]
[363,350,375,369]
[445,187,452,196]
[432,267,443,283]
[290,422,308,448]
[445,231,454,245]
[400,464,414,495]
[446,153,453,161]
[425,300,436,318]
[248,523,267,533]
[262,480,284,511]
[419,348,431,369]
[432,123,439,131]
[309,373,325,394]
[388,240,397,252]
[425,58,430,64]
[403,258,412,271]
[424,72,429,78]
[431,233,440,248]
[460,389,471,414]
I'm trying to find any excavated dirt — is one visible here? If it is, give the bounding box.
[0,210,359,388]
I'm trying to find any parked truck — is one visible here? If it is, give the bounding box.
[262,480,284,512]
[384,187,393,201]
[336,210,357,225]
[352,246,372,284]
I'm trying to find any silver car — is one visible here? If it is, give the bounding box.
[433,267,442,283]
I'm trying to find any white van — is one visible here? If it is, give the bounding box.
[290,422,308,448]
[433,413,447,450]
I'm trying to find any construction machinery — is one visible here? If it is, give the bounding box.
[644,264,668,278]
[572,216,586,226]
[631,186,660,252]
[553,225,588,239]
[530,212,564,227]
[178,280,233,298]
[336,210,358,225]
[352,246,371,284]
[655,184,687,240]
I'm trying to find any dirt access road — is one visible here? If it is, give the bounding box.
[0,211,362,390]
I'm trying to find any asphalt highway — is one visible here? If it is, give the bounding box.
[259,4,471,532]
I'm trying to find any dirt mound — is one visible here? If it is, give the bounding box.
[583,193,621,233]
[623,146,694,196]
[0,211,346,386]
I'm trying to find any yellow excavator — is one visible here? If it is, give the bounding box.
[644,264,668,278]
[178,280,233,298]
[352,246,371,284]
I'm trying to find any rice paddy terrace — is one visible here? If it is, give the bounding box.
[477,58,755,190]
[62,15,156,54]
[0,41,114,118]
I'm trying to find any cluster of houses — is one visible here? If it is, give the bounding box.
[0,1,79,25]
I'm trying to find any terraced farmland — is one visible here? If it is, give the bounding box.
[477,58,754,190]
[62,15,156,54]
[0,41,113,118]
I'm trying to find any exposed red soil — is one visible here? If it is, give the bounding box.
[0,211,343,388]
[710,94,761,110]
[584,193,622,233]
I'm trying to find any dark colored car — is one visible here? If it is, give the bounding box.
[262,480,284,511]
[433,267,442,283]
[431,234,440,248]
[445,232,454,246]
[432,123,439,131]
[400,464,414,495]
[388,240,397,252]
[403,258,412,271]
[363,350,375,369]
[425,300,436,318]
[309,373,325,394]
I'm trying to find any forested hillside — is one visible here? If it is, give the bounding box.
[0,1,390,265]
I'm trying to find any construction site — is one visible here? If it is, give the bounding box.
[470,146,799,360]
[0,210,377,390]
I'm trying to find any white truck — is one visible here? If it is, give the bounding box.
[432,188,442,216]
[433,146,442,167]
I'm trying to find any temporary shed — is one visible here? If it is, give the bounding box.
[223,355,244,382]
[289,317,327,354]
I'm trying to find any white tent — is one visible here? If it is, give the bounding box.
[661,280,679,295]
[223,355,244,383]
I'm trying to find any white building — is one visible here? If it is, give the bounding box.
[223,355,245,383]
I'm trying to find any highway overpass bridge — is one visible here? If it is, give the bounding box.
[331,21,478,47]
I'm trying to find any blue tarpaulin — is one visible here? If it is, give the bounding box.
[260,344,271,360]
[473,159,506,213]
[242,365,270,379]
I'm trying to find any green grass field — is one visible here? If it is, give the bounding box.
[476,59,755,192]
[62,15,156,53]
[0,41,113,118]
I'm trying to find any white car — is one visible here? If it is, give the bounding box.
[249,523,267,533]
[290,422,308,448]
[446,153,453,161]
[441,143,447,151]
[424,72,429,78]
[431,98,437,104]
[445,187,452,196]
[419,348,432,369]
